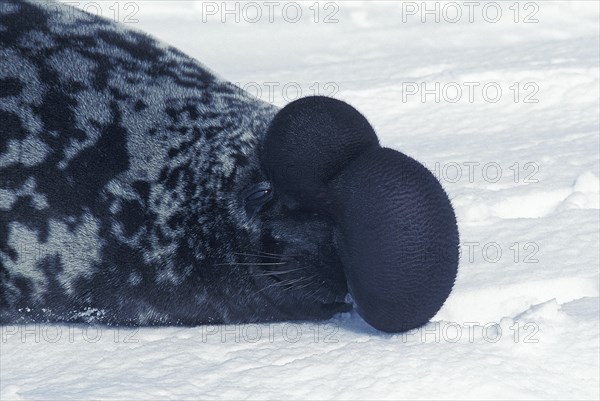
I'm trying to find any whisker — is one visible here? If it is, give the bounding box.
[252,267,304,276]
[304,286,325,302]
[257,276,311,293]
[214,262,288,267]
[233,252,285,260]
[291,281,315,291]
[257,251,300,258]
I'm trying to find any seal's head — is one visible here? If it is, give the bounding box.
[238,96,459,333]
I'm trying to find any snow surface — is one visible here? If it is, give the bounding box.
[1,1,599,399]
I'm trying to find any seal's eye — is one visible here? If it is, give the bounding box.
[243,182,273,215]
[247,189,271,202]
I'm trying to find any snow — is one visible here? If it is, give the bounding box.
[2,1,599,399]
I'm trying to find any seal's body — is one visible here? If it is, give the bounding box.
[1,0,459,332]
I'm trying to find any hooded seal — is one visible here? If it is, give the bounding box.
[0,0,458,332]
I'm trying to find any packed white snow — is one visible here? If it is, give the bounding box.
[1,1,599,399]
